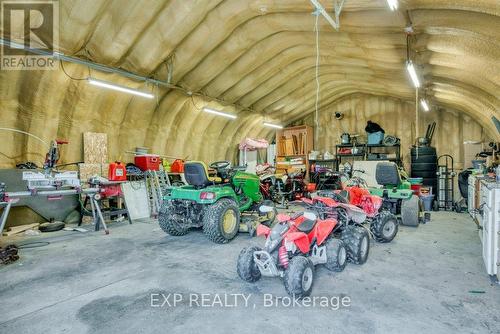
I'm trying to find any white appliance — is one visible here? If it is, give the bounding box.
[480,181,500,279]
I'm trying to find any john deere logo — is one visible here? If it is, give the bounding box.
[1,0,59,70]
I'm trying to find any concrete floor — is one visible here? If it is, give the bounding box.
[0,212,499,334]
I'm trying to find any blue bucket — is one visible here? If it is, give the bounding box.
[367,131,384,145]
[421,194,435,212]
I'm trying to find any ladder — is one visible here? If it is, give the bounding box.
[145,170,170,217]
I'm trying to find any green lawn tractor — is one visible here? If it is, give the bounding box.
[368,162,423,227]
[158,161,277,244]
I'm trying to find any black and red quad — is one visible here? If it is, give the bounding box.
[237,207,369,297]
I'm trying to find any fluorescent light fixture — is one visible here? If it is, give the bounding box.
[386,0,398,11]
[202,107,237,119]
[420,99,430,112]
[406,61,420,88]
[263,122,283,129]
[88,78,154,99]
[310,0,339,30]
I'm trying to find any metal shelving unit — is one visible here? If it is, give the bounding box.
[335,143,402,170]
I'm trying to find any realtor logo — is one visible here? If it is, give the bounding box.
[1,0,59,70]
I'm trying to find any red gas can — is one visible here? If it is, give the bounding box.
[170,159,185,173]
[134,155,160,171]
[108,161,127,181]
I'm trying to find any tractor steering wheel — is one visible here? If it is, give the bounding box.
[209,160,231,179]
[209,161,231,170]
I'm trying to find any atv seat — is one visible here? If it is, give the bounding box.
[184,161,222,187]
[297,219,316,233]
[375,162,401,187]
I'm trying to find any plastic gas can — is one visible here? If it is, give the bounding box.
[108,161,127,181]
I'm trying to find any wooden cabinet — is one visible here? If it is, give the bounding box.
[275,126,314,176]
[276,125,313,157]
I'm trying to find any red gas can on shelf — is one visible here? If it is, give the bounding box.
[134,155,160,171]
[108,161,127,181]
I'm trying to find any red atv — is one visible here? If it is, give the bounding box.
[316,185,399,243]
[237,208,366,297]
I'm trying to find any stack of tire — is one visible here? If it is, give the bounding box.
[411,147,438,193]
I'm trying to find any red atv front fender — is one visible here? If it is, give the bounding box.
[285,232,310,254]
[309,219,337,246]
[256,224,271,237]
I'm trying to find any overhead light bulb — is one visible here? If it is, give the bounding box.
[386,0,398,11]
[88,78,154,99]
[310,0,339,30]
[263,122,283,129]
[406,61,420,88]
[202,107,237,119]
[420,99,430,112]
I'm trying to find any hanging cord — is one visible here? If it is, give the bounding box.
[314,12,320,143]
[60,60,88,81]
[190,95,204,111]
[0,128,49,147]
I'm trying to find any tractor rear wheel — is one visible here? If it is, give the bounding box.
[237,246,262,282]
[370,211,398,243]
[284,256,314,298]
[158,201,190,236]
[401,195,420,227]
[324,238,347,272]
[202,198,240,244]
[341,226,370,265]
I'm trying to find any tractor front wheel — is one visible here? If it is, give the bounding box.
[158,201,190,236]
[371,211,398,243]
[401,195,420,227]
[237,246,262,282]
[284,256,314,298]
[202,198,240,244]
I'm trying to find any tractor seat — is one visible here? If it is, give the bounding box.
[375,162,401,187]
[297,219,316,233]
[184,161,222,187]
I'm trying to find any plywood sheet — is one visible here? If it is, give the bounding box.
[79,163,109,183]
[83,132,108,164]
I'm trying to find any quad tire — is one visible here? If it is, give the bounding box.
[39,221,65,232]
[371,211,399,243]
[411,147,437,156]
[341,226,370,265]
[411,155,438,163]
[324,238,347,272]
[401,195,420,227]
[284,256,314,298]
[237,246,262,282]
[411,163,437,172]
[158,201,190,236]
[202,198,240,244]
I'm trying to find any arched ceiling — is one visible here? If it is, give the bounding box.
[0,0,499,165]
